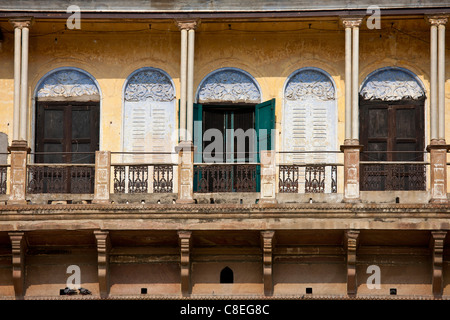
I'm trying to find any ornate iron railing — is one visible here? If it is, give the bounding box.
[194,163,259,193]
[112,164,174,194]
[27,164,95,194]
[279,164,338,193]
[0,165,7,194]
[360,162,427,191]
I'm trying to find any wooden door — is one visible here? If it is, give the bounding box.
[360,99,425,190]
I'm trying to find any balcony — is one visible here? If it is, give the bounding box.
[0,148,447,205]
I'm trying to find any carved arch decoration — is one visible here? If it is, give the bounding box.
[360,67,425,101]
[197,68,261,104]
[36,68,100,100]
[124,68,175,102]
[284,68,336,101]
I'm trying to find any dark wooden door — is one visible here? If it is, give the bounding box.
[35,101,99,164]
[360,99,425,190]
[33,101,99,193]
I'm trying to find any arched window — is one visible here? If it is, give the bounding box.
[35,68,100,164]
[220,266,234,284]
[359,67,426,191]
[282,68,337,193]
[122,67,176,163]
[193,68,274,193]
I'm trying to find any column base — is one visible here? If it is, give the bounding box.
[8,140,30,153]
[176,199,196,204]
[258,199,278,205]
[7,200,28,206]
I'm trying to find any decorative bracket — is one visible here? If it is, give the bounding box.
[345,230,360,297]
[178,231,192,296]
[9,231,27,299]
[430,230,447,298]
[94,230,111,299]
[261,230,275,296]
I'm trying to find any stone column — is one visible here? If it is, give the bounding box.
[261,231,275,296]
[427,16,449,203]
[93,151,111,204]
[340,17,363,202]
[175,142,195,204]
[186,21,199,142]
[94,230,111,299]
[9,231,27,299]
[9,18,33,144]
[178,231,192,296]
[259,150,277,204]
[176,21,189,142]
[351,19,362,141]
[7,141,30,205]
[438,18,447,141]
[345,230,359,297]
[10,23,21,141]
[430,231,447,298]
[343,20,352,142]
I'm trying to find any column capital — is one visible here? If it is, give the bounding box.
[340,16,364,28]
[9,17,34,29]
[427,15,448,26]
[175,19,200,31]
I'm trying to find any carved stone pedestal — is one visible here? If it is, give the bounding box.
[7,140,30,205]
[93,151,111,204]
[427,142,450,203]
[340,142,363,203]
[176,141,196,204]
[259,151,277,204]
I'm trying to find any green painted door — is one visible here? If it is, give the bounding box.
[255,99,276,192]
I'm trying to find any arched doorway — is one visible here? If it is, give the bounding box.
[359,67,426,191]
[31,68,101,193]
[193,68,274,192]
[34,68,100,164]
[282,67,337,193]
[122,67,176,164]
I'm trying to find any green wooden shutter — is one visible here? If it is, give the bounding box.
[255,99,276,156]
[193,103,203,163]
[178,99,180,143]
[193,103,203,192]
[255,99,275,193]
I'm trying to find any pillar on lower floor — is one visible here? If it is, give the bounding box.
[9,231,27,299]
[178,231,192,296]
[431,230,447,298]
[345,229,359,297]
[261,230,275,296]
[94,230,111,299]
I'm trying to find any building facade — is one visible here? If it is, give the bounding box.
[0,0,449,299]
